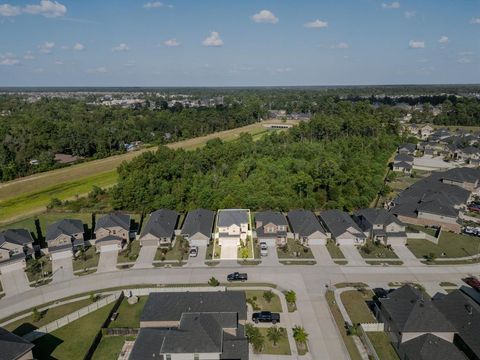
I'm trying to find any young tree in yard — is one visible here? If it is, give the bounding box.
[32,308,42,322]
[293,326,309,348]
[285,290,296,305]
[208,277,220,287]
[245,324,264,352]
[267,326,284,347]
[263,290,274,303]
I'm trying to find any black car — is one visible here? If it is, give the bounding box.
[252,311,280,324]
[227,272,248,282]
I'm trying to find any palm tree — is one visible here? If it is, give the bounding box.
[285,290,296,305]
[293,326,309,349]
[245,324,265,352]
[267,326,284,347]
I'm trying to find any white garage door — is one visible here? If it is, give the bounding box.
[100,244,119,252]
[51,251,72,260]
[0,260,25,273]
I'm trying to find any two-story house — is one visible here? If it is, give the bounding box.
[0,229,35,267]
[139,209,179,248]
[94,213,131,252]
[255,210,288,246]
[45,219,85,260]
[354,208,407,246]
[216,209,250,247]
[287,209,328,245]
[180,209,215,246]
[319,210,366,246]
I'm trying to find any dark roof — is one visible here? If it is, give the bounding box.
[319,210,364,238]
[394,153,414,163]
[217,210,249,227]
[46,219,84,241]
[141,209,178,239]
[0,327,34,360]
[417,199,459,217]
[400,334,467,360]
[0,229,33,248]
[380,285,455,333]
[95,235,124,244]
[255,211,288,227]
[434,290,480,358]
[128,328,167,359]
[393,161,413,170]
[458,146,480,155]
[95,213,130,232]
[355,208,403,230]
[287,209,326,237]
[181,209,215,238]
[441,167,480,184]
[141,291,247,322]
[398,143,416,153]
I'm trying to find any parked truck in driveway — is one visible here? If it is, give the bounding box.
[227,272,248,282]
[252,311,280,324]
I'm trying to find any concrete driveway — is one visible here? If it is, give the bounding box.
[220,244,238,260]
[133,246,156,269]
[97,250,119,272]
[392,245,424,266]
[259,245,279,267]
[186,245,207,267]
[52,257,74,283]
[311,245,334,265]
[340,245,366,266]
[1,269,30,297]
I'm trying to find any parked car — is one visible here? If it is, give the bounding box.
[260,242,268,257]
[227,272,248,282]
[463,276,480,291]
[189,246,198,257]
[252,311,280,324]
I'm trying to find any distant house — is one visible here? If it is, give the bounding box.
[354,208,407,246]
[392,153,414,174]
[398,143,417,155]
[0,327,34,360]
[180,209,215,246]
[94,213,131,252]
[455,147,480,164]
[216,209,250,247]
[287,209,328,245]
[0,229,35,267]
[54,153,82,164]
[255,210,288,246]
[420,124,434,140]
[440,167,480,192]
[319,210,366,246]
[46,219,85,259]
[139,209,178,248]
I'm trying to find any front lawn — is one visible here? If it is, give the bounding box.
[254,327,291,355]
[238,237,256,260]
[108,296,147,328]
[340,290,375,324]
[407,232,480,259]
[326,240,345,259]
[73,246,99,272]
[25,255,52,283]
[91,336,125,360]
[358,242,398,259]
[246,290,282,312]
[117,240,141,263]
[4,298,93,336]
[276,239,314,259]
[154,237,189,262]
[32,301,115,359]
[366,332,399,360]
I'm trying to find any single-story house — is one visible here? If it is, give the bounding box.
[46,219,85,260]
[216,209,249,247]
[0,229,35,269]
[319,210,366,246]
[180,209,215,246]
[139,209,179,248]
[354,208,407,246]
[94,213,131,252]
[287,209,328,245]
[255,210,288,246]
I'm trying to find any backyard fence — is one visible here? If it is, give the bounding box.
[405,231,438,244]
[124,286,226,297]
[358,324,381,360]
[360,322,384,332]
[105,328,139,336]
[23,293,121,342]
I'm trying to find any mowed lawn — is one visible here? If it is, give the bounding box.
[0,121,286,224]
[91,336,126,360]
[0,212,93,233]
[33,302,115,359]
[407,232,480,258]
[108,296,147,328]
[340,290,375,324]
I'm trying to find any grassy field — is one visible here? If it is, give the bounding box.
[0,212,93,233]
[254,327,291,355]
[32,301,115,359]
[407,232,480,259]
[340,290,375,324]
[108,296,147,328]
[4,298,92,336]
[0,121,289,224]
[366,332,399,360]
[91,336,126,360]
[246,290,283,312]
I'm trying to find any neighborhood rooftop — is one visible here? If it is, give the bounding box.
[46,219,84,241]
[95,213,131,232]
[140,209,178,239]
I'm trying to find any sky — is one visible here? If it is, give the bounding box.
[0,0,479,86]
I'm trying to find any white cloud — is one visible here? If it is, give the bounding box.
[143,1,163,8]
[275,67,292,73]
[409,40,425,49]
[304,19,328,28]
[24,0,66,18]
[333,42,349,49]
[0,4,21,16]
[382,2,400,9]
[251,10,278,24]
[164,38,180,47]
[471,18,480,25]
[39,41,55,53]
[457,57,473,64]
[87,66,107,74]
[438,36,449,44]
[23,51,35,60]
[73,42,85,51]
[0,53,19,66]
[202,32,223,47]
[404,10,415,19]
[53,59,64,65]
[112,43,129,52]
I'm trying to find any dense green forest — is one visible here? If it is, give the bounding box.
[0,96,264,181]
[109,101,399,212]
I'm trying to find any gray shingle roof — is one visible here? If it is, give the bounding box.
[217,210,249,227]
[441,167,480,184]
[355,208,403,230]
[0,229,33,248]
[95,213,130,232]
[400,334,467,360]
[140,209,178,239]
[46,219,84,241]
[319,210,364,239]
[181,209,215,238]
[255,210,288,238]
[287,209,326,237]
[393,161,413,170]
[0,327,34,360]
[394,153,414,163]
[398,143,417,153]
